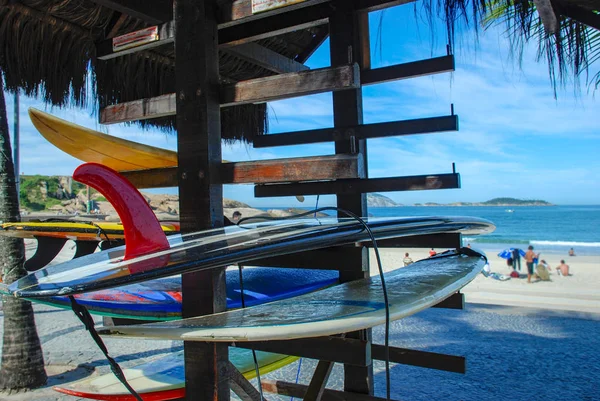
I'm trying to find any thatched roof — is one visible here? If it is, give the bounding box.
[0,0,328,142]
[423,0,600,93]
[1,0,598,139]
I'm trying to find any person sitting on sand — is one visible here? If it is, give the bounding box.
[429,248,436,257]
[524,245,540,283]
[556,260,570,276]
[569,248,576,257]
[403,253,414,266]
[535,260,551,281]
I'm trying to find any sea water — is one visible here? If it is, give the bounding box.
[369,205,600,256]
[260,205,600,256]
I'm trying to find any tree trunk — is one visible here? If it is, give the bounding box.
[0,73,47,390]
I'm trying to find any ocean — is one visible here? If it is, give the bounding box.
[260,205,600,256]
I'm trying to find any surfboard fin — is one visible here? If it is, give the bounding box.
[73,163,170,267]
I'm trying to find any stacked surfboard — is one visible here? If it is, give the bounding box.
[2,111,496,400]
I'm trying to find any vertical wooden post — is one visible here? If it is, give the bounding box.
[329,0,373,396]
[175,0,229,400]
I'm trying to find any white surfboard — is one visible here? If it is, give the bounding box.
[99,250,486,342]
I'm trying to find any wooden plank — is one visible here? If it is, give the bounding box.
[361,55,455,86]
[120,155,360,189]
[220,154,360,184]
[228,361,268,401]
[253,115,459,148]
[304,361,334,401]
[120,167,178,189]
[100,93,176,125]
[252,0,309,14]
[88,0,172,24]
[354,0,415,13]
[371,345,465,373]
[261,380,398,401]
[220,63,360,107]
[432,292,464,310]
[220,0,415,26]
[234,336,371,366]
[97,21,175,60]
[251,247,366,270]
[224,42,309,73]
[360,233,462,249]
[175,1,229,400]
[219,1,330,46]
[219,0,331,27]
[254,173,462,197]
[100,64,359,124]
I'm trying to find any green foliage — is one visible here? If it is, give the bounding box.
[18,175,94,211]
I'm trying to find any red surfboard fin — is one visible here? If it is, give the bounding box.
[73,163,170,262]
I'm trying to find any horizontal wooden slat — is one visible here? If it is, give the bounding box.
[432,292,464,310]
[253,115,459,148]
[371,344,465,373]
[261,380,394,401]
[234,336,370,366]
[361,233,462,249]
[220,63,359,107]
[100,64,359,124]
[120,167,178,189]
[221,0,415,26]
[220,154,360,183]
[252,247,366,270]
[101,93,176,125]
[97,21,175,60]
[361,55,455,86]
[120,154,360,188]
[254,173,461,197]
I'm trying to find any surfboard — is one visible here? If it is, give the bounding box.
[1,221,180,241]
[4,216,494,299]
[98,250,485,342]
[29,108,178,171]
[54,348,297,401]
[35,267,338,321]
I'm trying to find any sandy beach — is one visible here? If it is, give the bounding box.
[1,241,599,400]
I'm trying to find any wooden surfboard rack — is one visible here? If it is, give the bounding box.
[96,1,468,400]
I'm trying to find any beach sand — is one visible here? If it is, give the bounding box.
[0,242,598,400]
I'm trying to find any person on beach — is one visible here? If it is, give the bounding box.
[536,260,551,281]
[556,260,570,276]
[429,248,436,257]
[569,248,576,257]
[403,253,414,266]
[512,248,522,271]
[525,245,540,283]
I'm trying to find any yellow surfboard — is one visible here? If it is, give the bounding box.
[29,108,177,171]
[1,221,180,241]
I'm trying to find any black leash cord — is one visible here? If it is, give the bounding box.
[238,206,392,400]
[68,296,144,401]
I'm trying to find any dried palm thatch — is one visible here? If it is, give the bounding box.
[420,0,600,94]
[0,0,326,142]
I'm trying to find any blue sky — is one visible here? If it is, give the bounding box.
[4,4,599,207]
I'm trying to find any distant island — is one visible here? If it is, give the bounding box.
[413,198,554,207]
[367,193,400,207]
